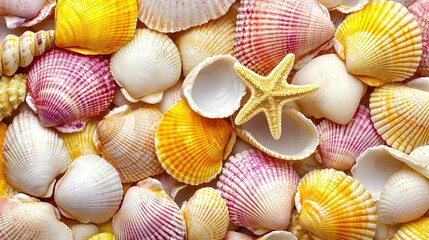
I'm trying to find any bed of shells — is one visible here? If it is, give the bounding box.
[0,0,429,239]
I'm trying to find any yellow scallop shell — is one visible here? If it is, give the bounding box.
[58,119,99,160]
[394,217,429,240]
[0,74,26,121]
[88,232,115,240]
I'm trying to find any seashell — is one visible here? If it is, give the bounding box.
[156,100,234,185]
[1,30,54,77]
[182,55,246,118]
[112,86,147,110]
[153,172,188,200]
[0,122,15,197]
[369,82,429,153]
[393,217,429,240]
[234,107,319,161]
[409,0,429,76]
[181,187,229,240]
[224,231,256,240]
[112,178,186,239]
[175,9,236,76]
[137,0,235,33]
[88,233,116,240]
[26,48,115,133]
[0,74,26,121]
[291,54,367,124]
[315,105,385,171]
[54,155,123,223]
[71,224,99,240]
[94,105,164,183]
[155,79,183,114]
[378,166,429,224]
[217,149,300,235]
[234,0,335,76]
[3,0,56,29]
[374,218,401,240]
[2,111,70,197]
[334,0,422,86]
[292,154,324,178]
[395,0,416,7]
[258,231,297,240]
[0,193,73,239]
[0,0,46,19]
[295,169,378,240]
[96,221,113,235]
[319,0,368,13]
[110,28,181,104]
[55,0,137,55]
[287,209,313,240]
[330,10,347,29]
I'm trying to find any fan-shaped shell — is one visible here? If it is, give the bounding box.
[26,48,115,133]
[55,0,137,55]
[112,178,186,239]
[54,155,123,224]
[0,122,15,197]
[295,169,378,240]
[334,0,422,86]
[110,28,181,104]
[59,119,100,160]
[224,231,256,240]
[393,217,429,240]
[217,149,300,235]
[0,74,26,121]
[156,100,233,185]
[409,0,429,76]
[94,105,164,183]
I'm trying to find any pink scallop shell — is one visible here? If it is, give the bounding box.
[409,0,429,76]
[26,48,115,132]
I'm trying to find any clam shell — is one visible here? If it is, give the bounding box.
[88,233,116,240]
[155,100,233,185]
[295,169,378,240]
[26,48,115,133]
[2,111,71,197]
[55,0,137,55]
[0,74,26,121]
[54,155,123,223]
[182,55,246,118]
[217,149,300,235]
[334,0,422,86]
[409,0,429,76]
[112,178,186,239]
[94,105,164,183]
[393,217,429,240]
[110,28,181,104]
[3,0,56,29]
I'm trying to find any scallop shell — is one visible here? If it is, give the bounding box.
[181,187,229,240]
[55,0,137,55]
[94,105,164,183]
[3,0,56,29]
[0,122,15,197]
[110,28,181,104]
[234,0,335,76]
[54,155,123,224]
[155,100,233,185]
[369,82,429,153]
[319,0,368,13]
[88,233,116,240]
[1,30,54,76]
[409,0,429,76]
[224,231,256,240]
[71,224,99,240]
[0,74,26,121]
[258,231,297,240]
[217,149,300,235]
[393,217,429,240]
[316,105,385,171]
[334,0,422,86]
[295,169,378,240]
[2,111,71,198]
[182,55,246,118]
[112,178,186,239]
[26,48,115,133]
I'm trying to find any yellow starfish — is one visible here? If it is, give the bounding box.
[234,53,319,140]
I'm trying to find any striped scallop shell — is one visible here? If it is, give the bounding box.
[369,82,429,153]
[55,0,137,55]
[181,187,229,240]
[112,178,186,239]
[295,169,377,240]
[409,0,429,76]
[156,100,233,185]
[26,48,115,133]
[217,149,300,235]
[0,74,26,121]
[393,217,429,240]
[0,122,15,197]
[224,231,256,240]
[2,111,71,198]
[94,105,164,183]
[110,28,181,104]
[334,0,422,86]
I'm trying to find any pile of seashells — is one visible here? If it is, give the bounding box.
[1,0,429,239]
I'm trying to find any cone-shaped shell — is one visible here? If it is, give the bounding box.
[0,74,26,121]
[181,187,229,240]
[59,119,100,160]
[112,178,186,239]
[26,48,115,132]
[55,0,137,55]
[156,100,233,185]
[393,217,429,240]
[88,233,116,240]
[54,155,123,223]
[2,111,71,197]
[334,0,422,86]
[295,169,378,240]
[94,105,164,183]
[110,28,181,104]
[217,150,300,235]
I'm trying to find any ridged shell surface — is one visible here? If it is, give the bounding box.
[0,123,14,197]
[217,149,300,235]
[59,119,100,160]
[334,0,422,86]
[88,233,116,240]
[112,178,186,240]
[296,169,377,240]
[55,0,137,55]
[156,100,233,185]
[0,74,26,121]
[409,0,429,76]
[393,217,429,240]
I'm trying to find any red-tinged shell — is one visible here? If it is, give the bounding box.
[26,48,115,133]
[409,0,429,76]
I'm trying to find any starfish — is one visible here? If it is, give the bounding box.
[234,53,319,140]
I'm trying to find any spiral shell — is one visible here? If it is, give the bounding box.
[0,74,26,121]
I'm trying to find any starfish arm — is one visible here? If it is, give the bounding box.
[234,97,265,125]
[267,53,295,86]
[233,62,267,91]
[271,84,319,98]
[264,101,283,140]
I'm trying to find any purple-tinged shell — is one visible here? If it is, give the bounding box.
[409,0,429,76]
